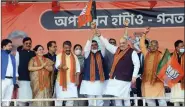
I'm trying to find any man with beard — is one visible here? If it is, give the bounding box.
[80,36,107,106]
[1,39,19,106]
[99,26,140,106]
[17,37,36,106]
[55,41,80,106]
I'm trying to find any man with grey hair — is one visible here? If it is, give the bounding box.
[7,30,28,53]
[7,30,28,71]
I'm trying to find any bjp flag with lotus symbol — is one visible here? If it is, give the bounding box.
[157,49,184,88]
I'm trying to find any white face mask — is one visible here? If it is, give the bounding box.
[180,48,184,53]
[91,49,98,53]
[75,49,82,56]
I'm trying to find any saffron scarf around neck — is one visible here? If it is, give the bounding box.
[173,51,184,89]
[90,51,105,82]
[34,56,49,91]
[60,51,76,91]
[109,47,130,79]
[143,51,161,85]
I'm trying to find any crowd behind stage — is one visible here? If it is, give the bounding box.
[1,21,184,106]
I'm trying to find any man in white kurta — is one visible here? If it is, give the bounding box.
[55,41,80,106]
[99,35,140,106]
[1,39,19,106]
[170,40,184,106]
[80,37,107,106]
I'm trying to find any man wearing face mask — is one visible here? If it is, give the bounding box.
[170,40,184,106]
[99,25,140,106]
[1,39,19,106]
[17,37,36,106]
[80,30,107,106]
[55,41,80,106]
[140,28,167,106]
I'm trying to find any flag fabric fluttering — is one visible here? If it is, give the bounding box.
[91,0,97,20]
[52,0,60,13]
[156,49,184,88]
[6,0,19,12]
[148,1,157,10]
[78,0,96,28]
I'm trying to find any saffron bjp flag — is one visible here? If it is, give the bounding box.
[157,49,184,88]
[78,0,93,28]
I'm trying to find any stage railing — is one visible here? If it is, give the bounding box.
[1,97,184,106]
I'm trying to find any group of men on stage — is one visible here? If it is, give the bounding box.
[1,20,184,106]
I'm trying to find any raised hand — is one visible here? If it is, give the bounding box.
[91,21,96,29]
[123,20,129,26]
[90,22,101,37]
[144,27,150,34]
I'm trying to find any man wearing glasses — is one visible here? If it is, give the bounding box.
[103,38,117,106]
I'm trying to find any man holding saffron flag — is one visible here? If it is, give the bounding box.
[80,26,107,106]
[55,41,80,106]
[170,40,184,106]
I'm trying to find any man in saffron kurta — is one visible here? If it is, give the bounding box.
[55,41,80,106]
[140,28,167,106]
[170,40,184,106]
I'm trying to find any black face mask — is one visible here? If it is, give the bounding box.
[6,50,11,54]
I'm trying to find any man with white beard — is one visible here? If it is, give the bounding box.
[80,22,108,106]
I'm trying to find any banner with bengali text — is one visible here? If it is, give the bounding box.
[2,1,184,52]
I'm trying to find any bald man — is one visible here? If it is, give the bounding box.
[98,32,140,106]
[140,28,167,106]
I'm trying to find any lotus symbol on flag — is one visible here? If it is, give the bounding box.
[166,65,180,80]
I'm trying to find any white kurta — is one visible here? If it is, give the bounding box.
[170,83,184,103]
[80,39,106,96]
[55,82,78,98]
[104,79,131,97]
[18,81,32,99]
[80,80,105,95]
[2,55,19,106]
[55,53,80,98]
[15,52,32,99]
[99,36,140,97]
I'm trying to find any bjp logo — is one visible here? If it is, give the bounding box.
[166,65,180,80]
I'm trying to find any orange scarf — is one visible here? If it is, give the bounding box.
[90,52,105,82]
[109,47,130,79]
[173,51,184,89]
[143,51,161,85]
[34,56,49,91]
[60,51,76,91]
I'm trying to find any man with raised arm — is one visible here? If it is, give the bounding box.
[80,22,108,106]
[140,28,167,106]
[98,21,140,106]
